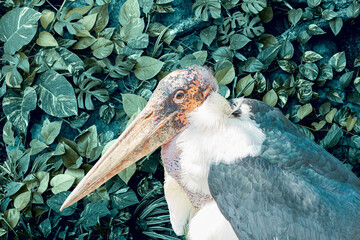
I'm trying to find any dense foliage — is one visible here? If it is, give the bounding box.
[0,0,359,239]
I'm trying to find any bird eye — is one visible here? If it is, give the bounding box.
[173,90,186,103]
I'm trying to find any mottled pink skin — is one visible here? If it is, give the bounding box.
[161,135,213,209]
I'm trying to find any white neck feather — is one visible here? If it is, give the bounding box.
[176,93,266,195]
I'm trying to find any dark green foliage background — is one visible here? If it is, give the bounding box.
[0,0,360,239]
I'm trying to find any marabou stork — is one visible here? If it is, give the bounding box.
[61,65,360,240]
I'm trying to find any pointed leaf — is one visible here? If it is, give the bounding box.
[0,7,41,54]
[134,56,164,80]
[37,70,78,117]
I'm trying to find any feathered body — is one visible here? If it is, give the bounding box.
[162,92,360,240]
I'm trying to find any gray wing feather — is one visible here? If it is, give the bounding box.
[208,99,360,240]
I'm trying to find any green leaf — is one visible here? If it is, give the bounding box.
[118,163,136,184]
[346,1,360,18]
[192,0,221,21]
[30,139,48,155]
[37,70,78,117]
[257,45,280,67]
[326,108,337,123]
[215,65,235,85]
[322,9,337,20]
[279,40,294,60]
[14,191,31,211]
[326,89,343,103]
[76,125,99,160]
[241,0,267,14]
[47,191,77,216]
[307,0,321,8]
[80,202,111,228]
[4,208,20,229]
[254,72,266,93]
[35,47,85,75]
[3,121,15,145]
[91,37,114,59]
[36,31,58,47]
[119,0,141,26]
[0,7,41,55]
[0,228,6,237]
[296,103,313,120]
[299,62,319,81]
[311,120,327,131]
[278,60,297,73]
[213,47,234,62]
[317,63,333,86]
[303,51,323,63]
[346,116,358,131]
[329,51,346,72]
[18,153,30,175]
[339,71,354,88]
[236,74,254,97]
[5,182,24,197]
[354,77,360,93]
[242,57,264,72]
[319,102,331,115]
[111,187,139,210]
[90,4,109,33]
[35,171,49,194]
[329,17,343,36]
[320,123,343,149]
[65,168,85,184]
[99,104,115,124]
[41,121,62,145]
[39,219,51,238]
[2,87,37,134]
[288,8,303,25]
[50,174,76,194]
[308,24,326,36]
[200,25,217,46]
[119,17,145,42]
[193,51,208,65]
[122,93,148,117]
[134,56,164,80]
[229,34,251,50]
[263,89,278,107]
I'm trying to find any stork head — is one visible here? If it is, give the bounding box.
[60,65,218,210]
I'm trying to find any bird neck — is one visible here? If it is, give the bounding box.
[186,92,233,131]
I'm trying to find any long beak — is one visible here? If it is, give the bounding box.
[60,104,177,211]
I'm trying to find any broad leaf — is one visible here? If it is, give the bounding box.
[329,51,346,72]
[0,7,41,55]
[134,56,164,80]
[2,87,37,134]
[47,191,77,216]
[122,94,147,117]
[118,163,136,184]
[215,65,235,85]
[229,34,251,50]
[41,121,62,145]
[119,0,141,26]
[241,0,267,14]
[80,202,111,228]
[320,123,343,149]
[297,103,313,120]
[263,89,278,107]
[50,174,75,194]
[200,25,217,46]
[37,70,78,118]
[329,17,343,36]
[288,8,303,25]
